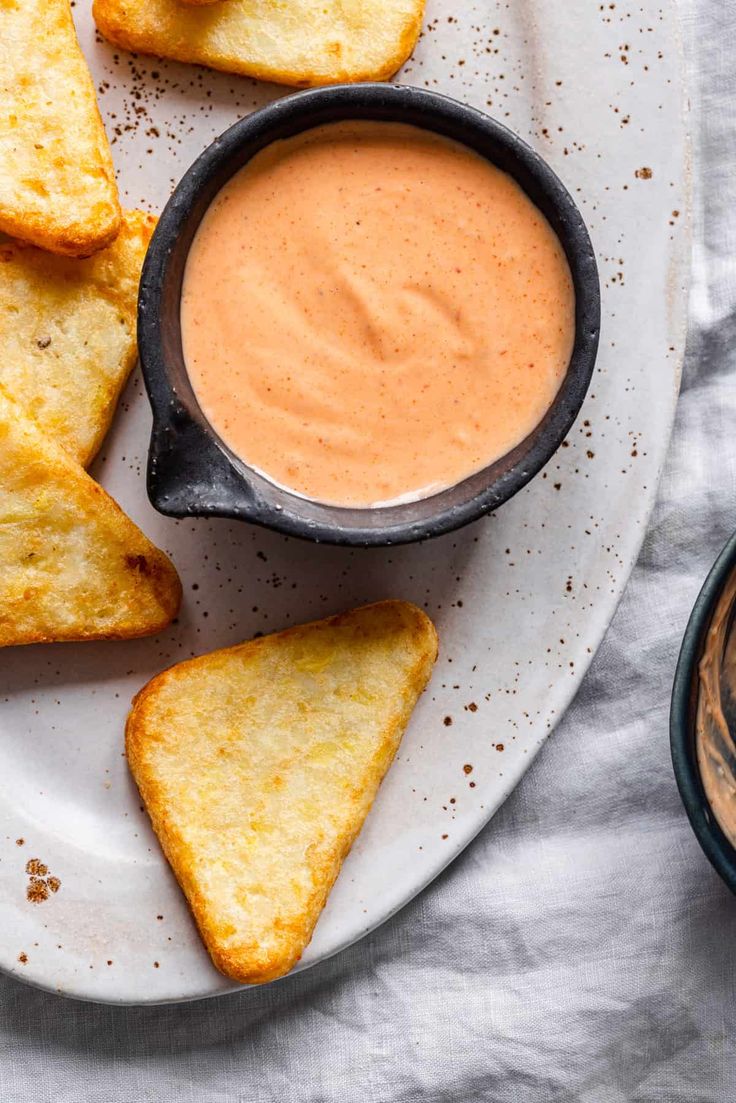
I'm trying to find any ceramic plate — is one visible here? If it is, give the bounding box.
[0,0,689,1003]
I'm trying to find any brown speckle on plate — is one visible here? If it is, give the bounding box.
[24,859,61,903]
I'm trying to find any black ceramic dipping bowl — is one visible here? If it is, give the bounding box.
[671,531,736,893]
[138,83,601,547]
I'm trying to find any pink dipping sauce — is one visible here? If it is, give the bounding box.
[180,121,575,508]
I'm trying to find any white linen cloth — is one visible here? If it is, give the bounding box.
[0,3,733,1099]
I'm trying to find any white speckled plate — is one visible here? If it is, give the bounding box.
[0,1,689,1003]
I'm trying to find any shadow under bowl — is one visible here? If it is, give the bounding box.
[671,529,736,894]
[138,83,601,547]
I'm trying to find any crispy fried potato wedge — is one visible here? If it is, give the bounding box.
[0,0,121,256]
[93,0,425,87]
[0,211,155,467]
[127,600,438,984]
[0,390,181,647]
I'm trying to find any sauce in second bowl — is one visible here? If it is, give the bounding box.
[180,121,575,508]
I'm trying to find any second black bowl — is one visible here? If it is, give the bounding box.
[138,83,601,547]
[671,531,736,894]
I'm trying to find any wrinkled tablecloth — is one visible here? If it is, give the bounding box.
[1,2,734,1100]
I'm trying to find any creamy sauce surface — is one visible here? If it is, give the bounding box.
[697,570,736,848]
[181,121,576,507]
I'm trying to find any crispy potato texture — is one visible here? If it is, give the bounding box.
[0,211,155,466]
[0,0,121,256]
[93,0,425,87]
[126,600,438,984]
[0,389,181,647]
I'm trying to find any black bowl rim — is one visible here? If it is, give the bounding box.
[138,82,601,547]
[671,527,736,893]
